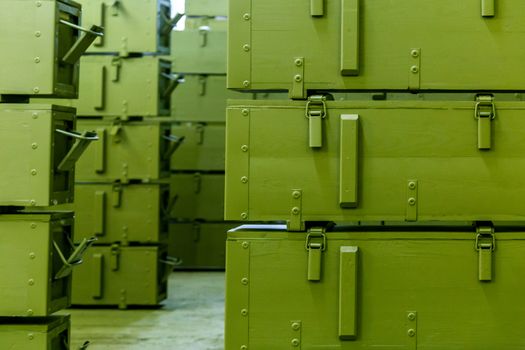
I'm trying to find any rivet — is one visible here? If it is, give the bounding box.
[291,322,300,330]
[34,57,40,63]
[241,309,248,316]
[241,176,248,184]
[291,338,300,347]
[243,44,250,52]
[407,329,416,337]
[408,182,416,190]
[32,113,38,119]
[292,191,301,199]
[242,80,250,87]
[30,200,36,206]
[294,74,303,82]
[408,313,416,321]
[291,207,300,215]
[241,109,249,116]
[31,169,37,176]
[35,1,42,6]
[241,241,249,249]
[33,87,40,93]
[31,143,38,149]
[240,346,248,350]
[241,278,249,285]
[294,59,303,67]
[241,145,249,152]
[52,199,58,205]
[28,333,34,340]
[34,31,41,37]
[411,50,419,58]
[29,252,36,259]
[241,212,248,220]
[243,13,251,20]
[408,197,416,206]
[30,223,37,229]
[28,279,35,286]
[410,66,419,74]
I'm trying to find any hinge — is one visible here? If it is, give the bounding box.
[305,95,328,148]
[305,228,327,281]
[475,224,495,282]
[110,244,120,271]
[110,121,122,143]
[474,95,496,150]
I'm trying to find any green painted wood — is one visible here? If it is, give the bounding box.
[0,212,74,316]
[225,98,525,223]
[168,222,235,269]
[0,0,81,97]
[79,0,171,55]
[0,316,70,350]
[225,226,525,349]
[73,183,169,244]
[171,122,225,171]
[72,245,168,307]
[75,119,172,182]
[171,30,226,74]
[228,0,525,92]
[0,105,76,206]
[169,173,225,221]
[185,0,227,17]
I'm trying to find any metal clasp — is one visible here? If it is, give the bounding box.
[305,230,327,281]
[475,225,495,282]
[474,95,496,150]
[305,95,328,148]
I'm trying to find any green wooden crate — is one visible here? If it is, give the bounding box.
[185,16,228,31]
[0,104,91,207]
[75,119,174,182]
[171,30,226,74]
[225,97,525,227]
[170,173,224,221]
[79,0,172,55]
[73,55,173,118]
[169,221,235,269]
[74,183,169,244]
[0,212,74,316]
[0,316,70,350]
[171,74,250,122]
[72,244,169,308]
[229,0,525,96]
[185,0,227,17]
[0,0,91,98]
[171,122,225,171]
[226,224,525,349]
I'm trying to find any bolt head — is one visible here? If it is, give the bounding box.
[34,31,41,37]
[241,176,248,184]
[241,309,248,316]
[295,59,303,67]
[410,66,419,74]
[242,80,250,87]
[33,87,40,93]
[408,182,416,190]
[294,74,303,82]
[411,50,419,58]
[29,252,36,259]
[241,109,249,116]
[28,279,35,286]
[291,338,300,347]
[241,145,249,152]
[407,329,416,337]
[291,207,300,215]
[241,278,249,285]
[28,333,34,340]
[291,322,300,330]
[241,212,248,220]
[408,197,416,206]
[408,312,416,321]
[240,346,248,350]
[27,309,33,316]
[243,44,250,52]
[292,191,301,199]
[243,13,251,20]
[241,241,249,249]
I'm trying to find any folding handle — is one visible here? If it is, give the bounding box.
[55,129,99,172]
[59,20,104,65]
[339,115,359,208]
[162,72,183,99]
[162,134,185,160]
[340,0,360,75]
[53,236,98,280]
[162,194,178,219]
[481,0,495,17]
[161,12,185,36]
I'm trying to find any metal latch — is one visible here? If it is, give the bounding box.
[305,95,328,148]
[475,225,495,282]
[112,182,122,208]
[305,229,327,281]
[193,173,202,194]
[199,26,210,47]
[474,95,496,150]
[111,57,122,82]
[110,244,120,271]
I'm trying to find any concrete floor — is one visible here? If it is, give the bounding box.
[64,272,225,350]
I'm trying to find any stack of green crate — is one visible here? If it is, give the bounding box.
[0,0,100,347]
[65,0,182,308]
[224,0,525,349]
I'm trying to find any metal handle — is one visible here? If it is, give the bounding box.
[481,0,495,17]
[163,134,185,160]
[161,73,183,98]
[161,12,185,35]
[53,236,98,280]
[340,0,359,75]
[55,129,99,172]
[59,19,104,37]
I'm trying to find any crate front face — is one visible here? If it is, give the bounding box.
[0,316,70,350]
[168,222,230,269]
[228,0,525,93]
[82,0,171,54]
[74,183,168,244]
[76,120,170,181]
[225,229,525,349]
[0,0,80,97]
[225,99,525,223]
[169,173,225,221]
[75,56,170,117]
[171,123,225,171]
[0,106,75,206]
[72,245,167,306]
[171,30,226,74]
[0,213,73,316]
[171,75,248,123]
[185,0,227,17]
